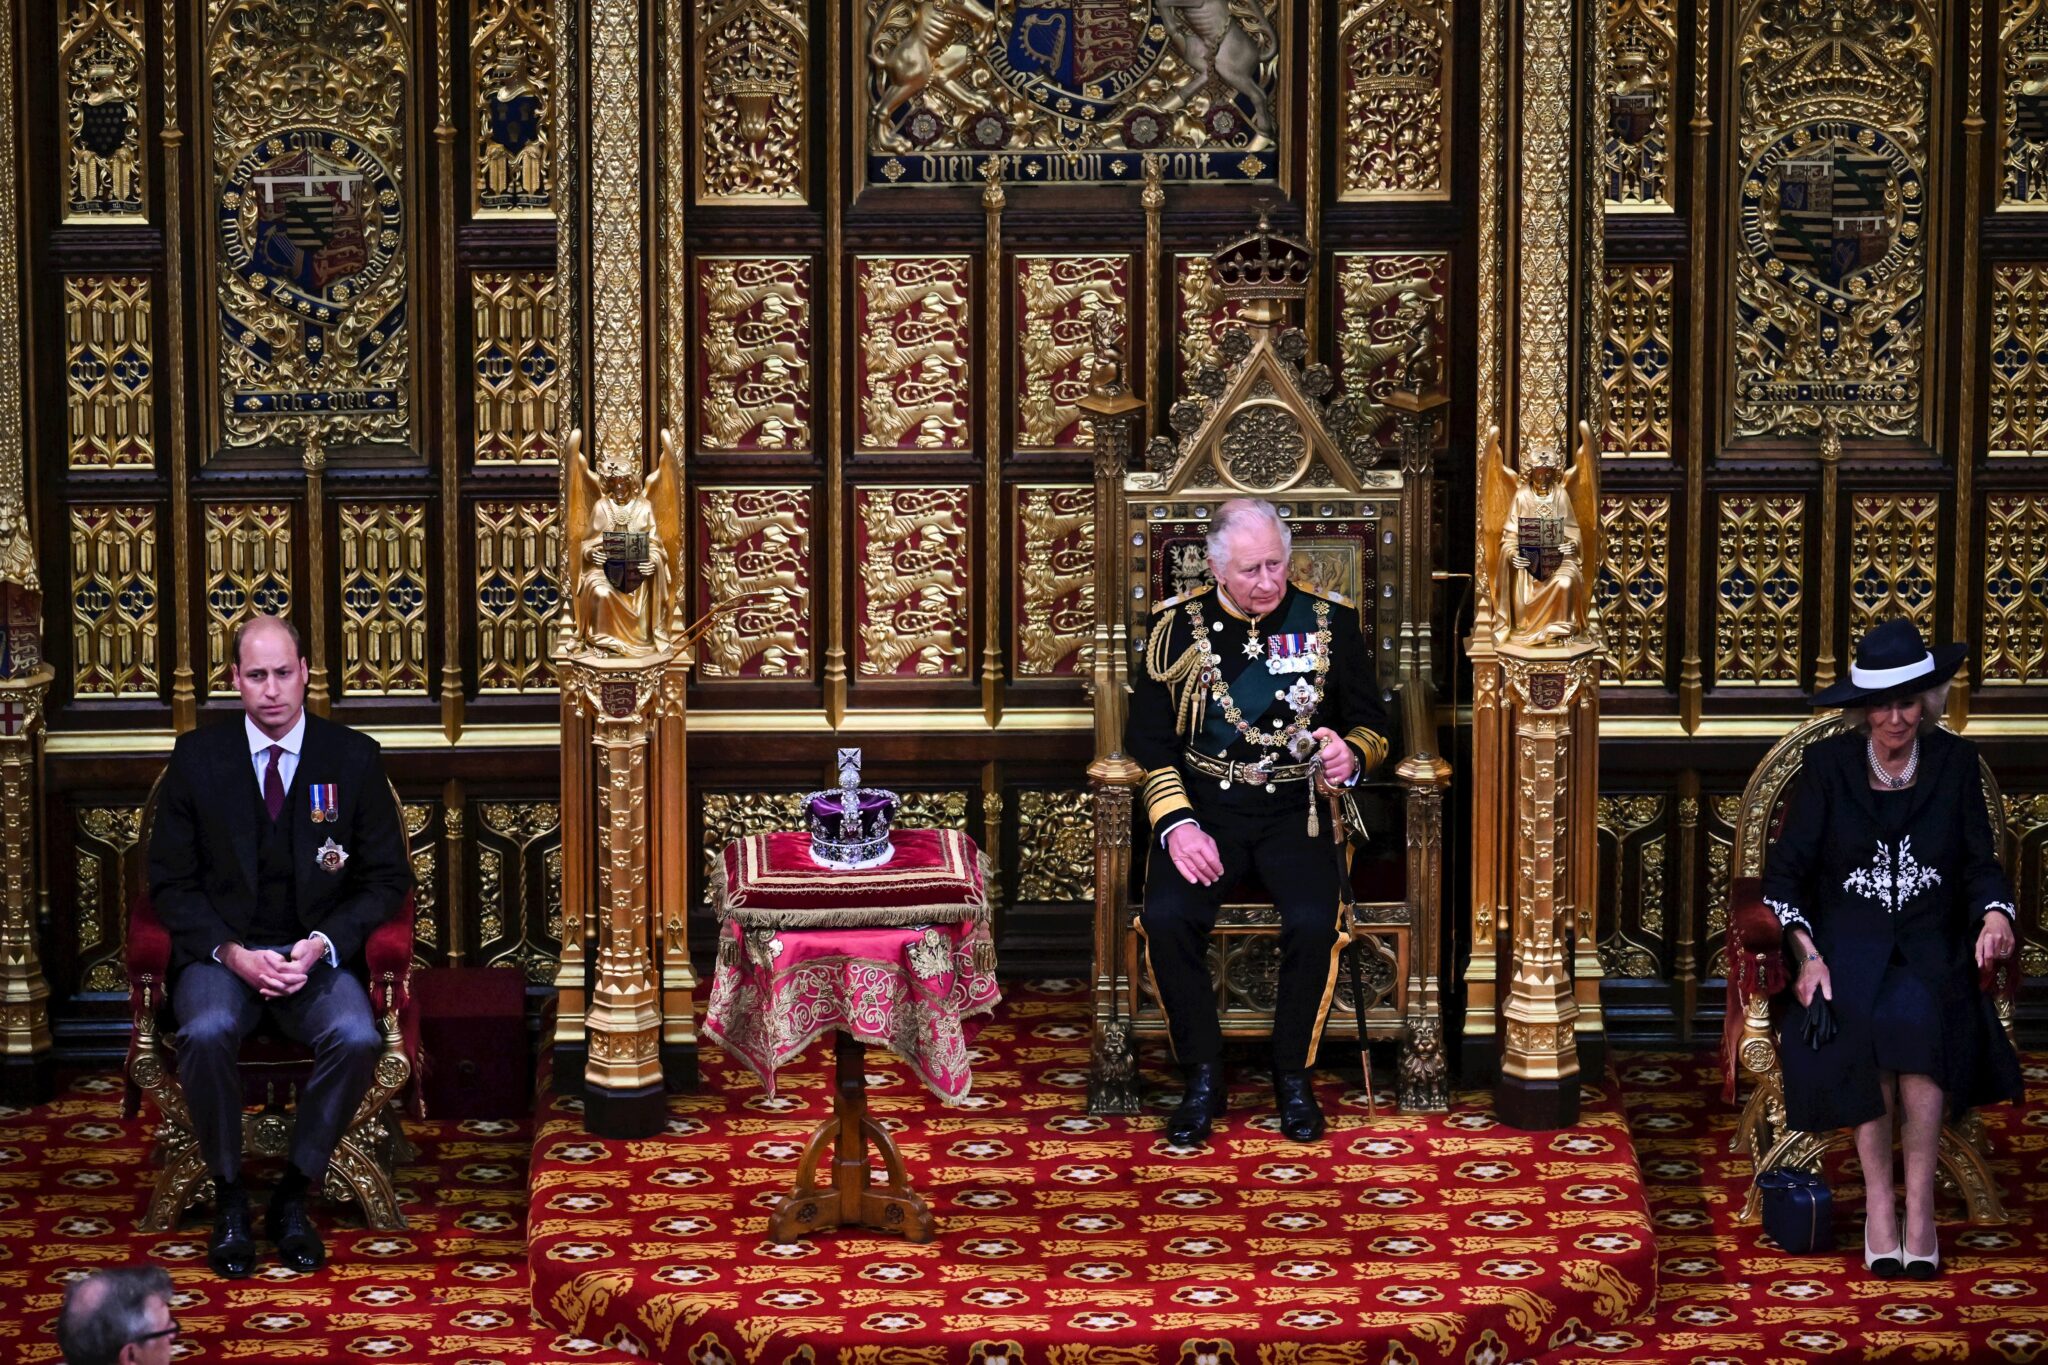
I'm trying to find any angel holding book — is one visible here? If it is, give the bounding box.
[565,428,682,656]
[1481,421,1601,647]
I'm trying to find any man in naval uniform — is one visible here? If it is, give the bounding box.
[1128,498,1390,1145]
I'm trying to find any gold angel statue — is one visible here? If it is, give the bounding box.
[1480,420,1601,646]
[565,427,683,656]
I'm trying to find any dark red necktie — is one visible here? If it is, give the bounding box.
[263,744,286,823]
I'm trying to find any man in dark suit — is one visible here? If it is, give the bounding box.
[147,614,410,1278]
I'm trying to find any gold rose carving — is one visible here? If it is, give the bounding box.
[855,486,970,679]
[1480,423,1602,647]
[563,428,683,658]
[856,258,971,451]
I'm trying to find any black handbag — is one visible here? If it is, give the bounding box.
[1757,1168,1835,1253]
[1800,993,1838,1050]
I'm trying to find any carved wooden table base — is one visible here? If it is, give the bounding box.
[770,1030,934,1244]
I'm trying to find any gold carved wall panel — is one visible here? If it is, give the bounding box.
[695,0,807,204]
[1999,794,2048,976]
[1991,263,2048,457]
[60,0,148,222]
[696,256,813,453]
[1847,493,1939,643]
[64,275,154,470]
[858,0,1285,187]
[1730,0,1933,440]
[1704,793,1740,979]
[68,505,158,699]
[1599,263,1672,457]
[474,500,562,693]
[1714,493,1804,686]
[206,0,415,450]
[203,503,294,692]
[1337,0,1451,199]
[1016,255,1128,452]
[854,257,972,452]
[1595,794,1664,977]
[696,487,812,680]
[74,806,143,993]
[2001,0,2048,207]
[1175,255,1257,394]
[337,501,430,696]
[472,270,562,465]
[402,801,439,954]
[1984,494,2048,684]
[1015,485,1094,679]
[1594,494,1669,686]
[1015,789,1094,902]
[1602,0,1674,209]
[474,800,562,982]
[854,486,971,680]
[472,0,554,216]
[1335,252,1448,446]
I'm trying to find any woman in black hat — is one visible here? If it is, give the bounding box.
[1761,619,2024,1278]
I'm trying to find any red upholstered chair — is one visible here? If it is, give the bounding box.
[123,776,420,1232]
[1720,714,2017,1226]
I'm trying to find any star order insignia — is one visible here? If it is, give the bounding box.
[1242,637,1264,659]
[315,838,350,874]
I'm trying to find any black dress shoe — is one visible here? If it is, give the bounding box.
[1273,1069,1327,1143]
[1165,1062,1229,1147]
[267,1190,327,1272]
[209,1185,256,1279]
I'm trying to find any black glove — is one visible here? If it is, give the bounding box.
[1801,993,1837,1050]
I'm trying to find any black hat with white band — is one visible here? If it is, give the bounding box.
[1810,618,1968,708]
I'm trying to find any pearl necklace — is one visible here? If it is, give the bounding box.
[1867,736,1920,789]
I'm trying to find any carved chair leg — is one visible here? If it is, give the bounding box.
[138,1140,212,1234]
[1937,1124,2006,1226]
[1731,1070,1782,1159]
[326,1131,408,1231]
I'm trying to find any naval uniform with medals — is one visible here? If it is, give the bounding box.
[1127,579,1391,1083]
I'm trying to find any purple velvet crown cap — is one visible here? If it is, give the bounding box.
[804,788,897,829]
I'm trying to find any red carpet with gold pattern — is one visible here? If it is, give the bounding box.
[527,978,1660,1362]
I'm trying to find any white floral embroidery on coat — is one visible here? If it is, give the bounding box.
[1841,836,1942,915]
[1764,897,1813,935]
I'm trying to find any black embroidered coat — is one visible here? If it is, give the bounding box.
[1761,728,2024,1132]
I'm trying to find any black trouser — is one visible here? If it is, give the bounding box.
[173,956,384,1185]
[1140,786,1344,1070]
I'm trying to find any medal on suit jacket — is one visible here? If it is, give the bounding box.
[315,838,349,873]
[309,783,338,824]
[1266,632,1318,674]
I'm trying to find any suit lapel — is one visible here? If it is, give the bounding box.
[214,721,263,893]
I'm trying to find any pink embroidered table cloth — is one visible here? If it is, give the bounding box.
[703,829,1001,1102]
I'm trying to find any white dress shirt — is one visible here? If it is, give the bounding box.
[219,709,336,968]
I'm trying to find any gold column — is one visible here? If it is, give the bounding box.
[302,428,331,714]
[551,685,591,1088]
[1813,419,1842,690]
[980,157,1007,727]
[0,1,52,1094]
[1496,649,1591,1127]
[435,0,464,739]
[441,782,467,965]
[1951,4,1986,726]
[651,667,696,1084]
[1673,772,1700,1041]
[1462,0,1509,1074]
[1079,320,1145,1116]
[1677,0,1711,730]
[1303,0,1323,356]
[564,657,671,1136]
[1142,155,1165,421]
[823,0,849,727]
[162,0,197,731]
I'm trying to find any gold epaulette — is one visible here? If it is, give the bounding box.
[1151,583,1213,614]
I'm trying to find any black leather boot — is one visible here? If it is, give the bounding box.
[208,1181,256,1279]
[1273,1069,1326,1143]
[1166,1062,1228,1146]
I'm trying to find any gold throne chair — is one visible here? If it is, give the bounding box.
[1082,222,1451,1116]
[1722,712,2017,1225]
